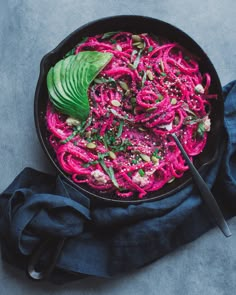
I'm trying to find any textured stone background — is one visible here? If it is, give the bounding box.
[0,0,236,294]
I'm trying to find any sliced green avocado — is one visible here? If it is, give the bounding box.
[47,51,113,122]
[62,55,78,98]
[59,56,76,100]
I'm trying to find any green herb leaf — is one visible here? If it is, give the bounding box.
[83,160,99,167]
[101,31,120,39]
[197,122,205,138]
[100,159,119,188]
[138,169,145,177]
[60,127,80,144]
[116,120,124,138]
[94,77,116,84]
[148,46,153,52]
[160,72,166,77]
[152,148,161,159]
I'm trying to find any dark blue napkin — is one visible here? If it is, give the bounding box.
[0,81,236,283]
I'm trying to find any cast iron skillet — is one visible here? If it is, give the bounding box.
[34,15,224,205]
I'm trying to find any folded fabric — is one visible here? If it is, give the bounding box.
[0,81,236,283]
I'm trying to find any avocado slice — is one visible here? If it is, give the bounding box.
[60,56,77,99]
[46,51,113,122]
[53,59,75,104]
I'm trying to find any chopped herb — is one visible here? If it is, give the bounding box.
[127,172,132,177]
[97,152,110,160]
[160,72,166,77]
[60,127,80,144]
[131,97,136,105]
[102,135,109,149]
[197,122,205,138]
[100,159,119,188]
[152,148,161,159]
[82,160,99,167]
[116,120,124,138]
[101,31,120,39]
[110,39,117,44]
[132,159,138,164]
[138,169,145,177]
[94,77,116,84]
[176,70,181,76]
[184,55,190,61]
[148,46,153,52]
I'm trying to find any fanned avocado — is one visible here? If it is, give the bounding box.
[47,51,113,121]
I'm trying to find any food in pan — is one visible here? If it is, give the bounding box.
[46,31,216,199]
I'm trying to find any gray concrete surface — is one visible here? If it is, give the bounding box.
[0,0,236,294]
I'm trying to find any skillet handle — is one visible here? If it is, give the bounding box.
[27,238,66,280]
[171,133,231,237]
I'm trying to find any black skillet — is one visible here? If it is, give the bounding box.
[34,15,224,206]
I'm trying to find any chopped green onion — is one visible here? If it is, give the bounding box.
[130,97,136,105]
[100,159,119,188]
[197,122,205,138]
[94,77,116,84]
[152,148,161,159]
[148,46,153,52]
[138,169,145,177]
[116,120,124,138]
[101,31,120,39]
[60,128,80,144]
